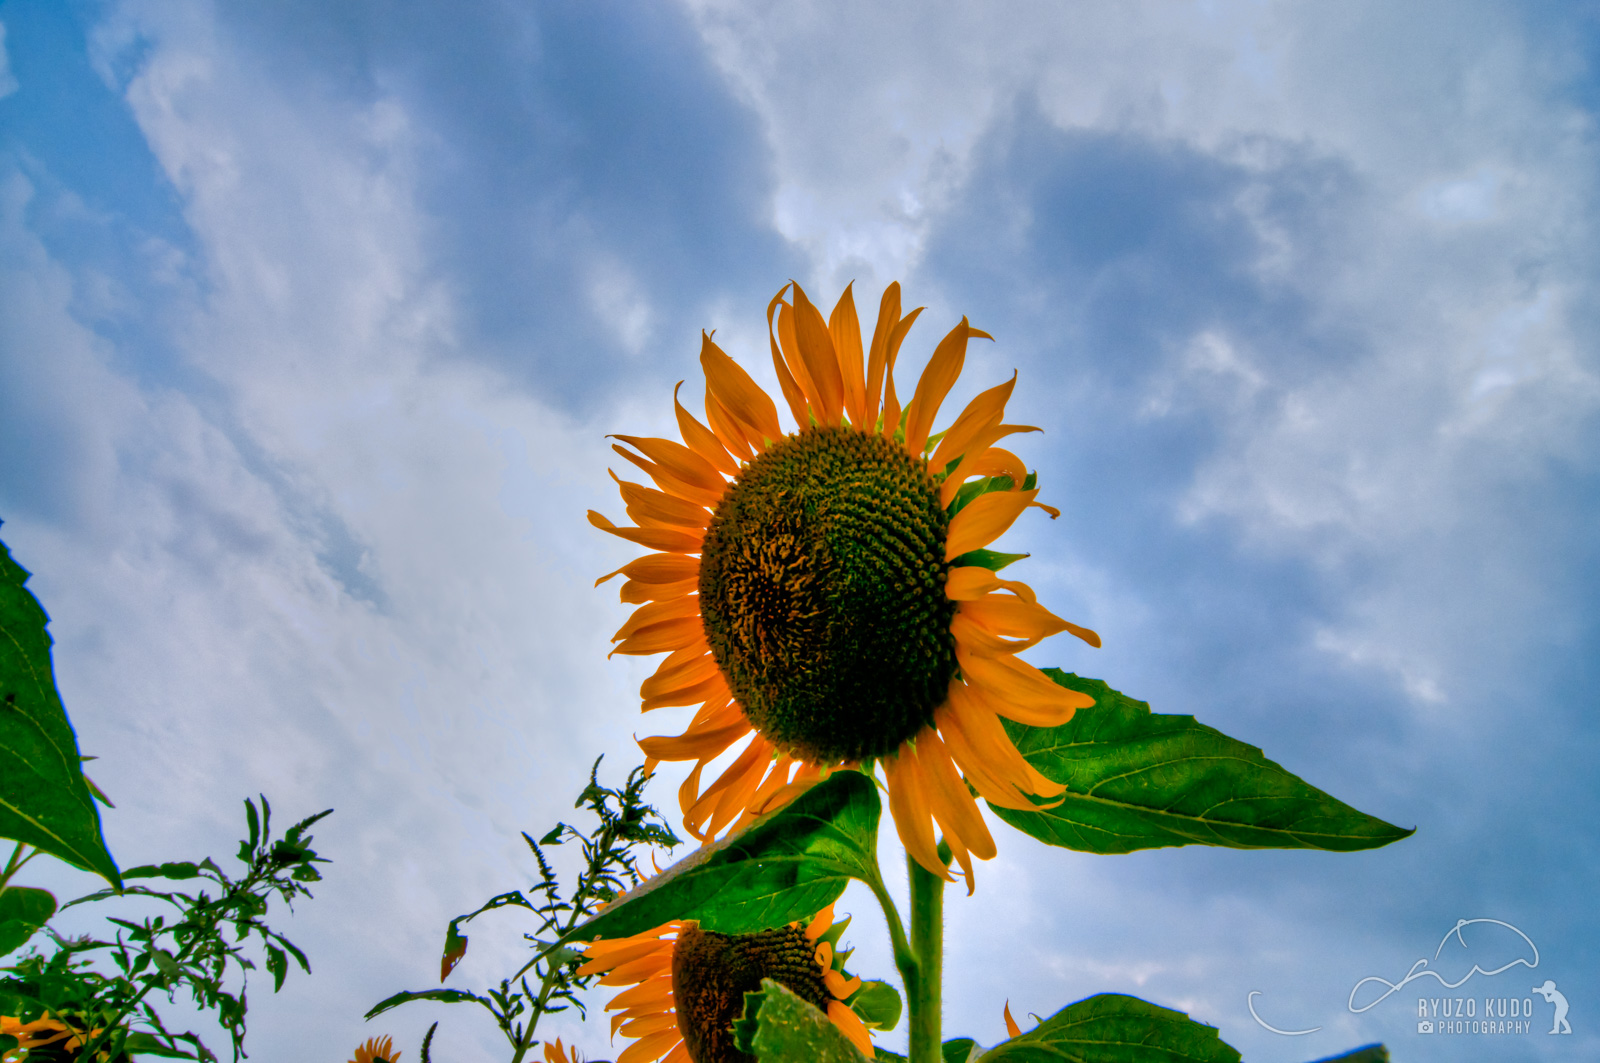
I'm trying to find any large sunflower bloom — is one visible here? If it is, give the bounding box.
[578,904,873,1063]
[592,281,1099,888]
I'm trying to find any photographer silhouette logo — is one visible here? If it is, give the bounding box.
[1532,980,1572,1035]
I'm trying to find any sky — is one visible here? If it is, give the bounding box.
[2,1,1598,1061]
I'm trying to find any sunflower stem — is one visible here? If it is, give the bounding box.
[907,850,945,1063]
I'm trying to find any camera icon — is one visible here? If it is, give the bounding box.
[1417,1020,1434,1033]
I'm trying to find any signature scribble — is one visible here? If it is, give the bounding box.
[1348,918,1539,1013]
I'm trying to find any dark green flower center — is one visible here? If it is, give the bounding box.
[672,922,830,1063]
[698,426,956,762]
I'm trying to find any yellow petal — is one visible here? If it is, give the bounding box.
[588,511,703,554]
[617,1028,680,1063]
[611,444,724,508]
[957,644,1093,726]
[827,1000,876,1060]
[829,282,869,428]
[916,726,997,861]
[941,682,1065,800]
[880,306,923,439]
[597,552,700,588]
[612,594,702,641]
[610,434,726,496]
[705,387,757,461]
[864,282,901,428]
[675,382,741,477]
[882,747,949,880]
[619,576,699,603]
[1005,1002,1022,1038]
[610,616,705,657]
[791,283,845,426]
[929,372,1015,472]
[945,566,1038,604]
[767,293,813,428]
[904,317,992,455]
[638,720,751,762]
[945,488,1039,559]
[702,330,783,445]
[610,470,710,529]
[958,595,1073,643]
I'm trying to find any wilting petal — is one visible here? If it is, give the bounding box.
[929,372,1016,472]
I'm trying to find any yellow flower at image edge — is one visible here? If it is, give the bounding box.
[1,1015,117,1062]
[579,904,872,1063]
[351,1034,402,1063]
[592,281,1100,888]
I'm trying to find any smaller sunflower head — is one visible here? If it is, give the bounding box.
[1,1014,123,1063]
[350,1034,402,1063]
[579,904,873,1063]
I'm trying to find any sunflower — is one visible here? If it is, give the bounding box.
[592,281,1099,888]
[578,903,873,1063]
[0,1014,119,1062]
[350,1034,401,1063]
[541,1037,584,1062]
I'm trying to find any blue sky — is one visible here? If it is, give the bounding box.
[2,2,1598,1061]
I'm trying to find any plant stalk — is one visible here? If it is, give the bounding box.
[907,852,945,1063]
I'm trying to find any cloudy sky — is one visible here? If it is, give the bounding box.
[3,2,1597,1061]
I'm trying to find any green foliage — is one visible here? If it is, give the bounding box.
[947,549,1029,572]
[734,978,869,1062]
[0,796,330,1062]
[571,768,881,944]
[0,885,56,956]
[851,979,903,1032]
[368,759,679,1063]
[976,993,1241,1063]
[0,537,120,886]
[991,672,1414,854]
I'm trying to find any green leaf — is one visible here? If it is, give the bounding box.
[0,538,120,886]
[942,1038,980,1063]
[124,861,204,880]
[991,673,1414,854]
[437,890,537,981]
[264,943,288,991]
[0,885,56,955]
[365,987,491,1020]
[735,978,868,1062]
[850,979,902,1032]
[1304,1046,1388,1063]
[977,993,1240,1063]
[570,769,881,944]
[948,549,1029,572]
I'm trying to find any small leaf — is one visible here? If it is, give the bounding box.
[948,548,1029,572]
[365,987,490,1020]
[0,885,56,955]
[569,769,881,945]
[124,861,204,880]
[992,673,1415,854]
[850,980,902,1032]
[441,922,468,982]
[539,825,565,845]
[978,993,1240,1062]
[265,943,288,991]
[736,978,868,1061]
[941,1039,979,1063]
[0,538,121,886]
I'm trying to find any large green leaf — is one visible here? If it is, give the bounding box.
[569,769,881,943]
[0,538,120,886]
[0,886,56,955]
[978,993,1240,1063]
[735,978,869,1062]
[991,673,1413,855]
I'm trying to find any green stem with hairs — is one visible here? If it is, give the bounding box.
[906,848,946,1063]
